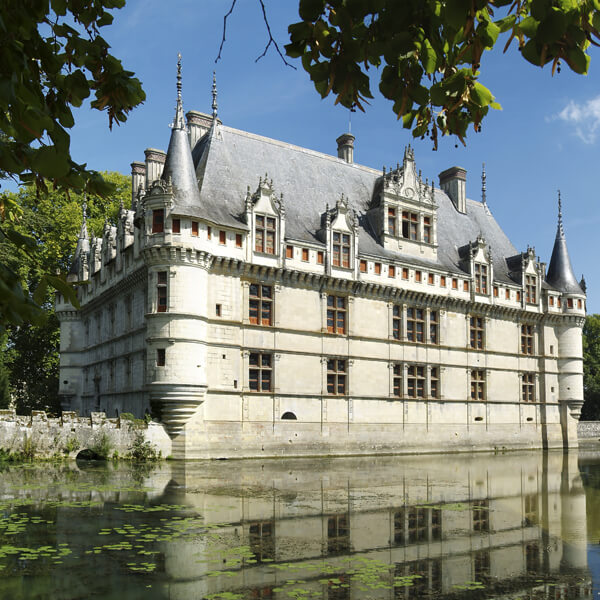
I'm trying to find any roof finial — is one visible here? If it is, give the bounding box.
[172,53,185,129]
[557,189,563,235]
[212,71,218,119]
[481,162,487,207]
[80,196,88,240]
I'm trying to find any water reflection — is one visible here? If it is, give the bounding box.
[0,451,594,600]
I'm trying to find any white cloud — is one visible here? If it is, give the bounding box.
[554,96,600,144]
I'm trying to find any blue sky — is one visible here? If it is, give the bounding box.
[48,1,600,310]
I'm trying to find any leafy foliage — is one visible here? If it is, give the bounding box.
[0,172,129,415]
[0,0,144,328]
[0,364,10,410]
[582,314,600,420]
[285,0,600,148]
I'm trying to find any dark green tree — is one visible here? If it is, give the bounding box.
[0,172,129,414]
[582,314,600,420]
[0,0,145,329]
[0,365,10,410]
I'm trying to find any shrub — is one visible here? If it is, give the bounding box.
[63,436,80,454]
[89,432,112,460]
[128,431,160,462]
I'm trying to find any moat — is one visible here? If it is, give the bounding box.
[0,450,597,599]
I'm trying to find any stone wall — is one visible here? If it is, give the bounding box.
[0,410,172,459]
[578,421,600,440]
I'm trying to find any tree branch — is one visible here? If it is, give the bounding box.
[215,0,238,63]
[255,0,296,69]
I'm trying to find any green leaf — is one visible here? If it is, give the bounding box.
[29,146,71,179]
[298,0,326,21]
[537,8,568,43]
[519,16,540,38]
[470,82,493,107]
[421,39,438,73]
[566,47,590,74]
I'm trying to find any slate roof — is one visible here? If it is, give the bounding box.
[546,218,584,294]
[186,122,524,284]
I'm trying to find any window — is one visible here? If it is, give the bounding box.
[359,260,367,273]
[393,364,402,397]
[407,365,425,398]
[332,232,351,268]
[388,207,397,236]
[249,522,275,563]
[430,367,439,398]
[317,251,324,265]
[470,316,484,350]
[471,370,485,401]
[191,221,199,236]
[557,297,562,307]
[525,275,536,303]
[207,225,211,239]
[327,295,346,334]
[255,215,276,254]
[475,264,488,294]
[249,284,272,326]
[302,248,309,261]
[473,499,489,532]
[516,291,521,302]
[402,268,409,280]
[567,298,573,308]
[521,324,534,355]
[327,359,346,395]
[374,262,381,275]
[415,270,422,283]
[393,305,401,340]
[406,308,424,343]
[215,304,222,317]
[172,218,180,233]
[427,273,434,285]
[152,209,164,233]
[493,286,498,297]
[402,211,418,240]
[249,352,272,392]
[464,280,470,292]
[522,373,535,402]
[389,265,395,278]
[430,311,439,345]
[549,296,555,306]
[285,245,293,259]
[394,507,442,546]
[327,514,350,554]
[156,348,165,367]
[452,278,458,290]
[157,271,167,313]
[505,288,510,300]
[423,216,432,243]
[125,296,132,330]
[219,230,226,245]
[578,299,583,309]
[440,276,446,287]
[236,233,243,248]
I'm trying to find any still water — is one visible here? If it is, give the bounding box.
[0,450,598,599]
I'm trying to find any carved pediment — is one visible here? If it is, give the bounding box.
[382,145,435,207]
[246,173,284,218]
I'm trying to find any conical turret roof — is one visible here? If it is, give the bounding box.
[161,54,201,207]
[546,192,583,294]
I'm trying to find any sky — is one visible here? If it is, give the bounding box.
[28,1,600,310]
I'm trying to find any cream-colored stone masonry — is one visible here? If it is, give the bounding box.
[57,188,586,459]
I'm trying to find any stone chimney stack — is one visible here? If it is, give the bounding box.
[130,162,145,205]
[144,148,166,187]
[186,110,215,149]
[336,133,355,164]
[439,166,467,214]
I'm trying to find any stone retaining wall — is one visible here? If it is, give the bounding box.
[0,410,172,459]
[578,421,600,440]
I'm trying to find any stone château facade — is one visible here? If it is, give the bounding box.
[57,61,587,459]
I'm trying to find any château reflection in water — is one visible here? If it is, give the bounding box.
[0,450,594,600]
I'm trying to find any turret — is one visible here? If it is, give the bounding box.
[67,202,90,283]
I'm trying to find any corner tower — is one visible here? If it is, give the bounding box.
[546,193,586,448]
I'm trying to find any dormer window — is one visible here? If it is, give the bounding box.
[474,264,488,294]
[423,217,432,243]
[402,211,418,240]
[388,207,397,236]
[152,209,164,233]
[333,232,351,268]
[525,275,536,304]
[255,215,276,254]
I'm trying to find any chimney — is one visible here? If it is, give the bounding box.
[186,110,216,149]
[439,166,467,214]
[336,133,355,164]
[144,148,166,187]
[130,161,145,205]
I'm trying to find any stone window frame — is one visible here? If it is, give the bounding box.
[520,323,535,355]
[390,304,440,345]
[332,231,351,269]
[521,372,536,403]
[469,315,485,350]
[248,351,273,393]
[156,271,168,313]
[248,283,273,326]
[254,214,277,255]
[326,357,347,395]
[474,263,488,295]
[470,369,486,401]
[151,209,164,234]
[325,294,347,335]
[248,521,275,563]
[525,275,537,304]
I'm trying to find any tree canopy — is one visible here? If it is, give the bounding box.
[0,172,129,414]
[0,0,144,330]
[285,0,600,147]
[582,314,600,420]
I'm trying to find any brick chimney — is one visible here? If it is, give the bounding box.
[439,166,467,214]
